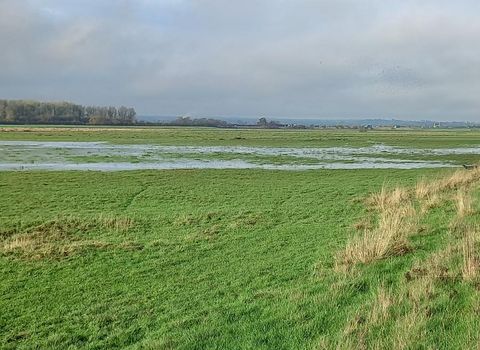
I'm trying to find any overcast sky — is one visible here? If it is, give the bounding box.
[1,0,480,121]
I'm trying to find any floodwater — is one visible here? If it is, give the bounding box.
[0,141,478,171]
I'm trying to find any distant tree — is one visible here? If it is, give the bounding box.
[257,117,280,129]
[0,100,7,121]
[257,117,268,127]
[267,120,280,129]
[170,116,229,128]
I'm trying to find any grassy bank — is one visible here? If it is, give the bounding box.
[1,166,479,349]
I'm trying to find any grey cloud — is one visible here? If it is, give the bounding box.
[0,0,479,121]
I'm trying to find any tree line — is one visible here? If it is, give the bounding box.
[168,116,230,128]
[166,116,281,128]
[0,100,137,125]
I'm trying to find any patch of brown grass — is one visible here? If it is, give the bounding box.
[415,178,439,199]
[454,189,475,218]
[338,167,480,267]
[336,204,416,265]
[1,222,82,260]
[408,246,455,282]
[367,186,410,212]
[416,167,480,199]
[462,226,479,282]
[1,215,137,260]
[439,168,480,191]
[421,193,443,213]
[368,286,393,325]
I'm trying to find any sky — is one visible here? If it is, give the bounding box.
[1,0,480,121]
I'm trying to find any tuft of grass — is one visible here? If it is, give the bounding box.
[462,225,479,282]
[454,189,475,218]
[368,286,393,325]
[421,193,443,213]
[337,203,416,265]
[367,186,410,212]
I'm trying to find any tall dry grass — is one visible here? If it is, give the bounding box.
[439,166,480,191]
[421,193,443,213]
[454,189,474,218]
[415,178,440,200]
[329,165,480,349]
[368,186,410,212]
[338,165,479,267]
[336,203,416,265]
[462,226,479,281]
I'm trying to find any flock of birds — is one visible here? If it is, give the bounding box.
[352,61,426,95]
[314,58,427,96]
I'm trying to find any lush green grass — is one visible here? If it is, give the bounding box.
[1,128,479,349]
[0,168,478,349]
[1,126,480,148]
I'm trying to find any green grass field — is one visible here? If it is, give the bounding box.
[1,127,479,349]
[1,126,480,148]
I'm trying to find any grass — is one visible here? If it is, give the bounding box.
[0,127,479,349]
[1,125,480,149]
[332,166,480,348]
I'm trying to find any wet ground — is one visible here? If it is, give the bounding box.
[1,141,478,171]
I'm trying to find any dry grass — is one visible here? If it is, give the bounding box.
[1,215,137,260]
[415,178,440,199]
[439,167,480,191]
[454,189,475,218]
[415,167,480,199]
[409,245,455,282]
[367,186,410,212]
[339,166,480,267]
[421,193,443,213]
[336,204,416,265]
[368,286,393,325]
[2,221,82,259]
[462,226,479,282]
[390,309,427,350]
[97,214,135,232]
[330,166,480,349]
[403,276,435,312]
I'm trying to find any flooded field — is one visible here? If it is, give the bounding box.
[1,141,478,171]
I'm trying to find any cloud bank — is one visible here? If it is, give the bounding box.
[1,0,480,121]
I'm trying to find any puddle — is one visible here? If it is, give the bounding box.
[0,141,477,171]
